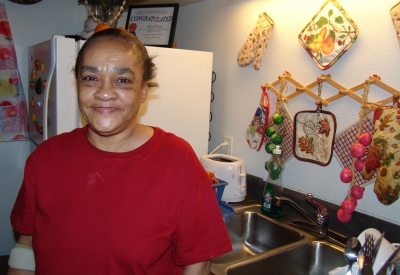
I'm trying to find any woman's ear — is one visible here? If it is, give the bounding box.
[140,83,149,103]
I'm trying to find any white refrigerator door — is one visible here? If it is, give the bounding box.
[28,36,80,145]
[139,47,213,158]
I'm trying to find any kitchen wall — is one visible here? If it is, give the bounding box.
[173,0,400,226]
[1,0,399,256]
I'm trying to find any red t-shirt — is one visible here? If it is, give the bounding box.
[11,127,232,274]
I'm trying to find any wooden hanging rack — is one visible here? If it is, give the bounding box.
[265,72,400,106]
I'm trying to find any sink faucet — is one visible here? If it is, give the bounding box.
[273,193,329,235]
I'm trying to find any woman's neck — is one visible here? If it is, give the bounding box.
[86,124,154,152]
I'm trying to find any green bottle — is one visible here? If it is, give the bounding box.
[261,145,284,217]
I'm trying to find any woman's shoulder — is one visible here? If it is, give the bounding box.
[153,127,193,149]
[26,127,86,169]
[32,127,86,155]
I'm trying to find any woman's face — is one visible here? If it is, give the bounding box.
[77,38,148,137]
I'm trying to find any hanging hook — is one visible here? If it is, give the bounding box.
[316,80,323,114]
[393,93,399,108]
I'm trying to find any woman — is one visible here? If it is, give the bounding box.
[8,28,231,275]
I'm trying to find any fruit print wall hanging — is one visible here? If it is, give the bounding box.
[298,0,359,70]
[0,3,29,142]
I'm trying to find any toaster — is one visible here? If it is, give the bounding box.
[200,154,246,203]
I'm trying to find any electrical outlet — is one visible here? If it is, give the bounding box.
[223,136,233,155]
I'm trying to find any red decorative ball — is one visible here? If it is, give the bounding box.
[341,199,356,214]
[350,143,366,158]
[340,168,353,183]
[357,132,372,146]
[354,159,366,171]
[337,208,352,222]
[351,185,365,200]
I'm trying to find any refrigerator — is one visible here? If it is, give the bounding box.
[27,35,213,158]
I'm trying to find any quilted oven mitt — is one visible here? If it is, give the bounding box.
[237,12,274,70]
[362,106,400,205]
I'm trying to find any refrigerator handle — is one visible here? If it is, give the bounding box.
[43,35,61,141]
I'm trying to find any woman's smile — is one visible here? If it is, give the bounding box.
[92,106,119,114]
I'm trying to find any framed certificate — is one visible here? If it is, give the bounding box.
[125,4,179,48]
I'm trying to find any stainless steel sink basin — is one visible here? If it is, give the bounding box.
[226,241,347,275]
[211,202,347,275]
[212,211,304,264]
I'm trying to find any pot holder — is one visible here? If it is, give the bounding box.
[293,101,337,166]
[298,0,359,70]
[390,2,400,48]
[361,97,400,205]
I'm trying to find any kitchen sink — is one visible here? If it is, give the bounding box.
[226,241,347,275]
[212,211,304,264]
[211,202,347,275]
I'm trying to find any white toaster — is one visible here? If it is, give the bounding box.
[200,154,246,203]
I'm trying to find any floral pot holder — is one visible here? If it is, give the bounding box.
[298,0,359,70]
[293,107,337,166]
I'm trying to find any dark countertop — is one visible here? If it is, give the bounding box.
[245,174,400,244]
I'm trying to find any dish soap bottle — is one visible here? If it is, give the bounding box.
[261,145,284,217]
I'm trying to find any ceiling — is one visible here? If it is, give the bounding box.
[125,0,202,6]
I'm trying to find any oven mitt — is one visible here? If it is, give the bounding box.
[293,108,337,166]
[246,86,270,151]
[362,107,395,180]
[362,106,400,205]
[390,2,400,48]
[298,0,359,70]
[237,12,274,71]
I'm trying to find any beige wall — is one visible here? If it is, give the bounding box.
[174,0,400,226]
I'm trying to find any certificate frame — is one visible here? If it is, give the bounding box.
[125,4,179,48]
